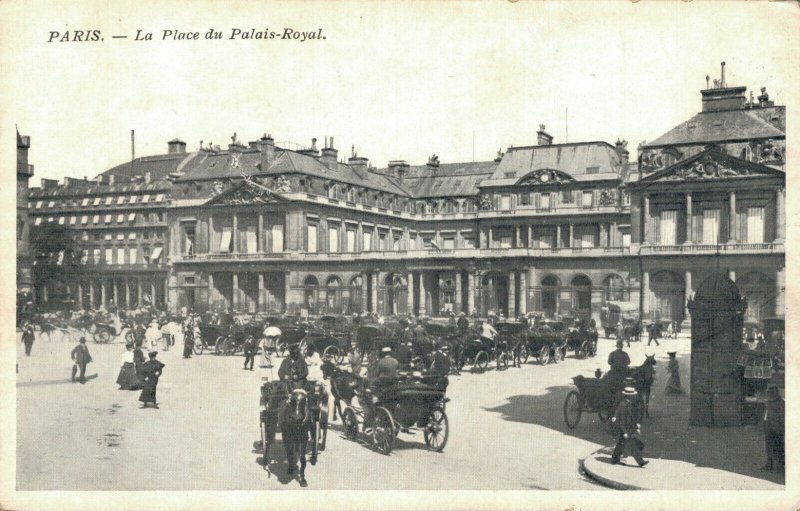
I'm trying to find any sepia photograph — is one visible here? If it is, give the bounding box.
[2,1,798,510]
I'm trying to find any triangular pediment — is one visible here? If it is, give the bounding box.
[204,177,290,206]
[641,148,784,183]
[516,168,575,186]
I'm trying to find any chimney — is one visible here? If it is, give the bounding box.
[426,154,440,172]
[248,141,259,150]
[494,148,504,163]
[720,61,726,88]
[144,171,152,184]
[168,138,187,154]
[700,62,746,112]
[298,137,320,158]
[537,124,553,146]
[615,139,629,164]
[757,87,773,108]
[41,178,58,190]
[320,136,338,170]
[259,133,275,171]
[388,160,410,183]
[17,130,33,177]
[348,154,369,179]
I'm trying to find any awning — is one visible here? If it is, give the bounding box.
[150,247,163,262]
[128,213,136,222]
[80,216,88,225]
[34,217,42,225]
[219,228,232,252]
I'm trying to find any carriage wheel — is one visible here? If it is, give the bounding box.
[563,390,583,429]
[193,340,204,355]
[518,345,529,365]
[214,337,225,355]
[323,346,339,364]
[223,337,236,356]
[423,407,449,452]
[343,407,359,440]
[537,346,550,365]
[473,351,489,373]
[370,407,395,455]
[96,329,110,344]
[497,352,509,371]
[554,346,565,363]
[577,341,590,359]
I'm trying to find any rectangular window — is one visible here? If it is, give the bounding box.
[219,226,232,252]
[128,232,136,240]
[48,201,55,208]
[93,248,100,264]
[409,236,417,250]
[586,166,600,175]
[539,235,553,249]
[150,246,163,263]
[129,247,137,264]
[47,217,54,223]
[500,195,511,211]
[93,197,101,206]
[80,215,88,225]
[117,248,125,265]
[307,224,318,252]
[271,224,284,252]
[117,196,125,204]
[58,216,65,225]
[499,235,513,249]
[378,232,387,251]
[363,231,373,251]
[747,207,765,243]
[69,216,77,225]
[105,197,113,205]
[462,237,475,249]
[622,233,631,247]
[184,224,196,255]
[328,226,339,253]
[128,213,136,222]
[34,217,42,226]
[346,229,356,252]
[582,191,593,208]
[393,234,402,251]
[581,233,595,248]
[442,237,455,250]
[422,237,433,249]
[155,193,165,202]
[104,214,112,224]
[702,209,720,244]
[104,248,112,264]
[35,200,43,208]
[93,215,100,224]
[117,214,124,223]
[129,196,137,204]
[540,192,551,210]
[244,225,257,254]
[142,194,150,203]
[104,233,113,241]
[659,210,678,245]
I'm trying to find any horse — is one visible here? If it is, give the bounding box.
[321,360,360,422]
[277,388,311,486]
[622,320,642,345]
[627,354,657,418]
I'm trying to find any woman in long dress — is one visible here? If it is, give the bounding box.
[139,351,165,408]
[116,343,142,390]
[665,351,683,394]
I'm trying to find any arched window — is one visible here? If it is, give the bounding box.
[603,274,626,302]
[741,145,753,162]
[303,276,319,313]
[327,184,336,199]
[571,275,592,316]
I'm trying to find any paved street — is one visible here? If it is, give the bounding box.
[15,329,769,491]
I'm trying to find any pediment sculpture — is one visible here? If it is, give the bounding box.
[517,169,575,186]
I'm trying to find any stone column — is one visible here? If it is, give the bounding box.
[684,270,692,325]
[137,277,143,306]
[232,273,239,310]
[258,273,265,312]
[527,225,532,248]
[642,194,650,244]
[357,222,364,252]
[466,272,475,314]
[515,226,521,248]
[418,272,427,316]
[611,222,618,247]
[508,271,516,318]
[77,281,83,309]
[361,272,369,313]
[284,271,292,313]
[208,273,215,310]
[454,270,462,313]
[371,272,379,314]
[487,227,493,248]
[164,277,169,307]
[569,224,574,248]
[685,192,693,244]
[151,281,156,306]
[556,225,561,248]
[519,270,527,315]
[124,279,130,307]
[775,187,785,242]
[89,281,95,308]
[728,191,737,243]
[599,224,607,247]
[258,213,264,252]
[407,272,415,315]
[112,278,119,306]
[232,213,239,253]
[775,266,785,316]
[641,271,650,320]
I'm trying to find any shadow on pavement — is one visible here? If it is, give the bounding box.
[484,350,784,486]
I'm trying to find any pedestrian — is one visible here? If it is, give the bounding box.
[457,312,469,336]
[139,351,165,408]
[133,342,145,382]
[71,337,93,384]
[665,351,683,394]
[117,343,142,390]
[647,323,660,347]
[262,323,282,367]
[243,335,258,371]
[606,340,630,389]
[182,320,195,359]
[610,385,648,467]
[763,385,784,472]
[21,323,35,356]
[145,320,161,352]
[429,344,451,377]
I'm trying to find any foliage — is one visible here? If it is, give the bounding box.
[30,223,81,286]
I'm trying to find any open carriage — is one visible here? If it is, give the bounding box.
[341,375,449,455]
[524,319,569,365]
[455,331,512,372]
[353,324,401,365]
[563,373,646,429]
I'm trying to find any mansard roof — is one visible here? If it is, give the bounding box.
[635,147,785,186]
[481,142,623,187]
[380,161,497,198]
[644,107,785,148]
[203,176,290,206]
[101,151,201,183]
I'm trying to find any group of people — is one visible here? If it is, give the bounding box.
[116,342,165,407]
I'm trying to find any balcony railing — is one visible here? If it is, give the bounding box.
[639,242,784,255]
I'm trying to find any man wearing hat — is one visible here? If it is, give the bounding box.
[610,384,648,467]
[21,322,35,356]
[456,312,469,336]
[139,351,165,408]
[375,346,399,380]
[242,335,258,371]
[429,344,451,377]
[70,337,93,384]
[279,344,308,388]
[606,340,630,388]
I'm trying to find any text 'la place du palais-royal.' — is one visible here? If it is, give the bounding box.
[47,27,327,43]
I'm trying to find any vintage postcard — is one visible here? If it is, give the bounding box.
[1,1,797,510]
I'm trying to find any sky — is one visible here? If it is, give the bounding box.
[2,1,798,182]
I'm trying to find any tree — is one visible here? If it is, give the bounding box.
[30,223,81,304]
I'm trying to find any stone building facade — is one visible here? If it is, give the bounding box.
[17,130,34,294]
[27,66,785,323]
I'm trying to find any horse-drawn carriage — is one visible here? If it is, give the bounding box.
[259,378,328,485]
[455,329,513,372]
[564,321,598,359]
[600,301,640,341]
[563,355,656,429]
[301,316,352,365]
[521,319,568,365]
[341,374,449,455]
[353,324,400,365]
[215,320,264,355]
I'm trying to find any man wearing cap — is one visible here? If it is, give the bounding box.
[610,385,648,467]
[70,337,93,384]
[606,340,631,388]
[429,344,451,377]
[139,351,165,408]
[375,346,399,380]
[279,344,308,388]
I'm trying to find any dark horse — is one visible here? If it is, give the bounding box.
[277,388,311,487]
[321,360,359,422]
[628,354,656,418]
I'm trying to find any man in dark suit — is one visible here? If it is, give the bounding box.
[242,335,258,371]
[610,385,648,467]
[21,323,35,356]
[429,344,451,377]
[71,337,93,384]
